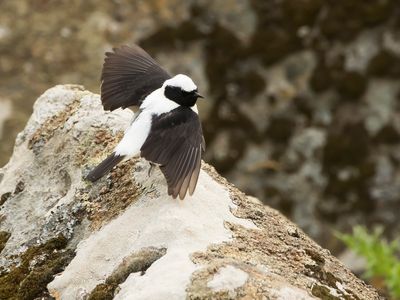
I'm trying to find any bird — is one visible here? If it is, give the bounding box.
[86,44,205,200]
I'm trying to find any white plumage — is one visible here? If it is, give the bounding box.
[163,74,197,92]
[87,45,205,199]
[114,74,198,158]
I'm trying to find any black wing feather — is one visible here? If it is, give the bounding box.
[101,45,171,111]
[140,107,205,199]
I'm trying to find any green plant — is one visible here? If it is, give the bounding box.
[337,226,400,299]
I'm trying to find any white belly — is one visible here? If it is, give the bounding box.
[114,111,152,158]
[113,86,200,158]
[114,88,182,158]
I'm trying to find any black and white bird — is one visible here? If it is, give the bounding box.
[86,45,205,200]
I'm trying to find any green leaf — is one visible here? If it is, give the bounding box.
[336,226,400,299]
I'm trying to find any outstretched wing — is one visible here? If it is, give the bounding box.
[101,45,171,111]
[140,107,205,200]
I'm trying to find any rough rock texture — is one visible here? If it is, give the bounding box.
[1,1,400,256]
[0,85,381,299]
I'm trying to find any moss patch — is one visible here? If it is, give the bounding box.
[0,231,11,253]
[0,192,11,206]
[0,181,25,207]
[88,247,166,300]
[88,283,116,300]
[14,181,25,195]
[0,235,74,300]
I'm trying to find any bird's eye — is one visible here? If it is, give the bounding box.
[164,85,199,106]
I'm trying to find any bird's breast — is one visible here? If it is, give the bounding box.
[141,89,185,116]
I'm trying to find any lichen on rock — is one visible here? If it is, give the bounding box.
[0,86,382,299]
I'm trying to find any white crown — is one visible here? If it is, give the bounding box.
[163,74,197,92]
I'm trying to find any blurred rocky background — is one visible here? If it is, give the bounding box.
[1,0,400,267]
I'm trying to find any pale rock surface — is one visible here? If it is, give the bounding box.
[0,85,382,299]
[0,98,11,138]
[207,265,249,292]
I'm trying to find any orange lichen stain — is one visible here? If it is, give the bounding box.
[28,100,81,150]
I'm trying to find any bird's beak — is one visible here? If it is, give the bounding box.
[195,92,204,99]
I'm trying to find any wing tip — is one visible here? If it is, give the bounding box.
[168,188,179,200]
[168,185,187,200]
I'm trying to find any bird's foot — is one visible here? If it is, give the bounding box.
[148,162,156,177]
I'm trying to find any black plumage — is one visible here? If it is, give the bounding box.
[86,152,124,182]
[88,44,205,199]
[101,45,171,111]
[140,107,205,199]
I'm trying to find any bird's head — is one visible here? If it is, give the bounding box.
[163,74,203,107]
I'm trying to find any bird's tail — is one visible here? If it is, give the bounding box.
[86,152,124,182]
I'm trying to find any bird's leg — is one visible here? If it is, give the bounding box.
[148,162,156,177]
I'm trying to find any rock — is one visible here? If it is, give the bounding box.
[0,85,381,299]
[3,1,400,255]
[0,98,12,139]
